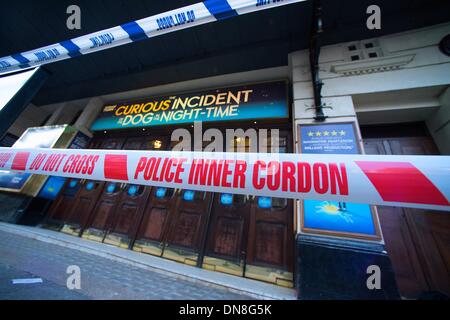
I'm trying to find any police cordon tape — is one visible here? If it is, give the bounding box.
[0,0,307,74]
[0,147,449,211]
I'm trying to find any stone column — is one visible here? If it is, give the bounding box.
[44,104,65,126]
[73,97,104,137]
[426,87,450,155]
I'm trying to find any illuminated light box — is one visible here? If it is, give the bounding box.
[0,125,87,197]
[91,81,288,130]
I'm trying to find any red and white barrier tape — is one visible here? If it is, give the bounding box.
[0,147,449,211]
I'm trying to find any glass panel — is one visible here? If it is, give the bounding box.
[123,139,143,150]
[63,179,80,196]
[232,137,253,153]
[278,136,287,147]
[278,146,287,153]
[68,179,79,188]
[219,194,249,206]
[127,184,145,196]
[272,197,288,209]
[155,187,174,199]
[220,193,233,206]
[152,140,163,150]
[194,191,206,201]
[102,139,121,149]
[143,139,164,150]
[234,194,248,205]
[182,190,205,201]
[183,190,195,202]
[258,197,272,209]
[261,134,288,153]
[156,187,167,198]
[85,181,95,190]
[106,182,117,194]
[256,197,287,209]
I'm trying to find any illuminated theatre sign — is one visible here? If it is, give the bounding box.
[91,81,288,131]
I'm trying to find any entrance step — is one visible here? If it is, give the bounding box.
[0,222,297,300]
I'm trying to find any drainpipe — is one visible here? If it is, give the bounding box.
[310,0,326,122]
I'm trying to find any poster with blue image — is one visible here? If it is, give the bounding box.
[303,200,376,235]
[38,131,91,200]
[37,176,67,200]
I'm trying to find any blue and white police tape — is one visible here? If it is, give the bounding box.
[0,0,307,75]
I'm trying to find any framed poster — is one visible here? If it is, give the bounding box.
[37,130,91,200]
[0,125,77,195]
[300,200,381,240]
[0,125,67,192]
[298,122,381,241]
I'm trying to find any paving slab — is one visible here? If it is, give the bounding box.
[0,222,297,300]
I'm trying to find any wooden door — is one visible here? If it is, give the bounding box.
[404,209,450,297]
[60,137,125,236]
[376,205,430,297]
[81,137,143,243]
[44,139,103,231]
[202,194,251,276]
[131,138,182,257]
[161,190,213,266]
[43,138,106,229]
[202,130,295,286]
[103,136,168,249]
[80,180,125,242]
[43,178,82,230]
[245,197,294,287]
[364,134,450,298]
[132,187,177,256]
[60,180,105,236]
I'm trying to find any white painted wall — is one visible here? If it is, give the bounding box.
[289,22,450,239]
[427,87,450,155]
[289,22,450,151]
[6,103,50,137]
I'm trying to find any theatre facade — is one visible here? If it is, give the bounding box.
[1,19,449,299]
[45,80,297,288]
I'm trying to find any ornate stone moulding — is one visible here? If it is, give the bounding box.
[330,54,416,76]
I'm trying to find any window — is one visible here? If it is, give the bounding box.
[141,138,165,150]
[345,39,383,61]
[259,133,288,153]
[155,187,174,199]
[182,190,205,202]
[231,136,254,153]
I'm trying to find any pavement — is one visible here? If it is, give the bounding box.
[0,222,297,300]
[0,262,89,300]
